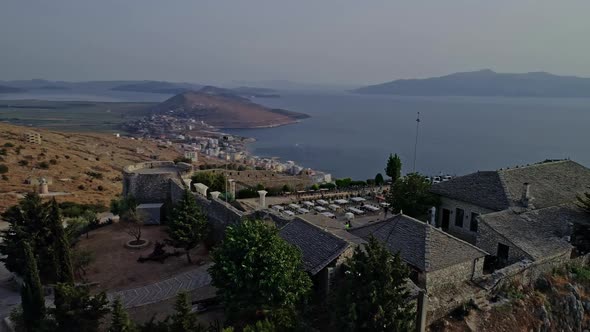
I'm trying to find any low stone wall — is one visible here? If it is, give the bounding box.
[478,249,571,292]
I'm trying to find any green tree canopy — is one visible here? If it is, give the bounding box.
[20,241,46,331]
[385,153,402,181]
[169,292,201,332]
[110,297,136,332]
[47,199,74,284]
[387,173,439,218]
[208,220,311,326]
[52,283,110,332]
[331,237,415,332]
[0,193,56,283]
[191,172,227,193]
[578,189,590,213]
[374,173,385,186]
[167,189,209,263]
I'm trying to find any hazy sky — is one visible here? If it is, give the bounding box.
[1,1,589,85]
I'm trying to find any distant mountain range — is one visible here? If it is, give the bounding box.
[146,87,307,128]
[354,69,590,97]
[0,85,25,93]
[0,79,280,98]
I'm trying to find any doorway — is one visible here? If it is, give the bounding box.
[441,208,450,231]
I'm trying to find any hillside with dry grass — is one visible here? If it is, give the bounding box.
[0,123,184,212]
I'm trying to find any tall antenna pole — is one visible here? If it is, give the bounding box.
[413,112,420,173]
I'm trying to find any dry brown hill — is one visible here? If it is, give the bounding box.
[0,123,184,212]
[150,91,308,128]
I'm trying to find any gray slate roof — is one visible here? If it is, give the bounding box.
[430,171,509,211]
[279,218,350,275]
[350,214,487,272]
[431,160,590,211]
[479,204,588,260]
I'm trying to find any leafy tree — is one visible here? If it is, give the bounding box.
[52,283,110,332]
[311,184,320,191]
[243,319,276,332]
[122,208,145,244]
[167,189,209,263]
[331,237,414,332]
[110,196,138,216]
[577,189,590,213]
[20,241,46,331]
[169,292,201,332]
[374,173,385,186]
[191,172,226,193]
[387,173,439,218]
[0,193,55,283]
[110,297,136,332]
[281,184,292,193]
[0,164,8,174]
[47,199,74,284]
[335,178,352,188]
[209,220,311,326]
[385,153,402,181]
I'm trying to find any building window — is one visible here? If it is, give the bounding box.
[470,212,479,232]
[455,208,464,227]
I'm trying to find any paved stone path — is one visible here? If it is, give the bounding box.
[107,263,213,308]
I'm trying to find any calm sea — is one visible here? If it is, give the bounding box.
[227,93,590,180]
[2,91,589,180]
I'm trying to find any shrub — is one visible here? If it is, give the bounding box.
[49,159,58,165]
[97,185,104,191]
[18,160,29,166]
[0,148,6,156]
[570,264,590,282]
[0,164,8,174]
[3,142,14,148]
[2,175,8,181]
[78,185,85,190]
[37,161,49,169]
[64,155,71,159]
[85,171,103,180]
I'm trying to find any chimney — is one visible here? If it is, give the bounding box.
[521,182,532,208]
[429,206,436,226]
[258,190,268,209]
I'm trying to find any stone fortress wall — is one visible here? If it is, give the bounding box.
[123,161,193,203]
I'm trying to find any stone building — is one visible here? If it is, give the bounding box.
[278,218,357,294]
[23,131,42,144]
[122,161,193,204]
[349,213,488,292]
[431,160,590,269]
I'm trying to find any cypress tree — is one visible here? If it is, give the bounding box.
[20,241,46,331]
[167,189,208,263]
[47,199,74,283]
[385,153,402,182]
[170,292,200,332]
[109,297,136,332]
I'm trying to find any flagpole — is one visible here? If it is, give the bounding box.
[413,112,420,173]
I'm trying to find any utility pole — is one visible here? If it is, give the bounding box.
[413,112,420,173]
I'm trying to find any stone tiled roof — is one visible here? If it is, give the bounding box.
[479,204,588,260]
[430,171,509,211]
[279,218,350,275]
[431,160,590,210]
[349,214,487,272]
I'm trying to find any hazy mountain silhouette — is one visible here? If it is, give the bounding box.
[355,69,590,97]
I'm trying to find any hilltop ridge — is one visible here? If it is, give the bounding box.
[146,90,308,129]
[355,69,590,97]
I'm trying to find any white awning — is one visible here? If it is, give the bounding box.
[302,201,315,207]
[315,206,327,212]
[351,197,366,202]
[316,199,329,205]
[334,199,349,205]
[328,204,341,211]
[321,212,335,218]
